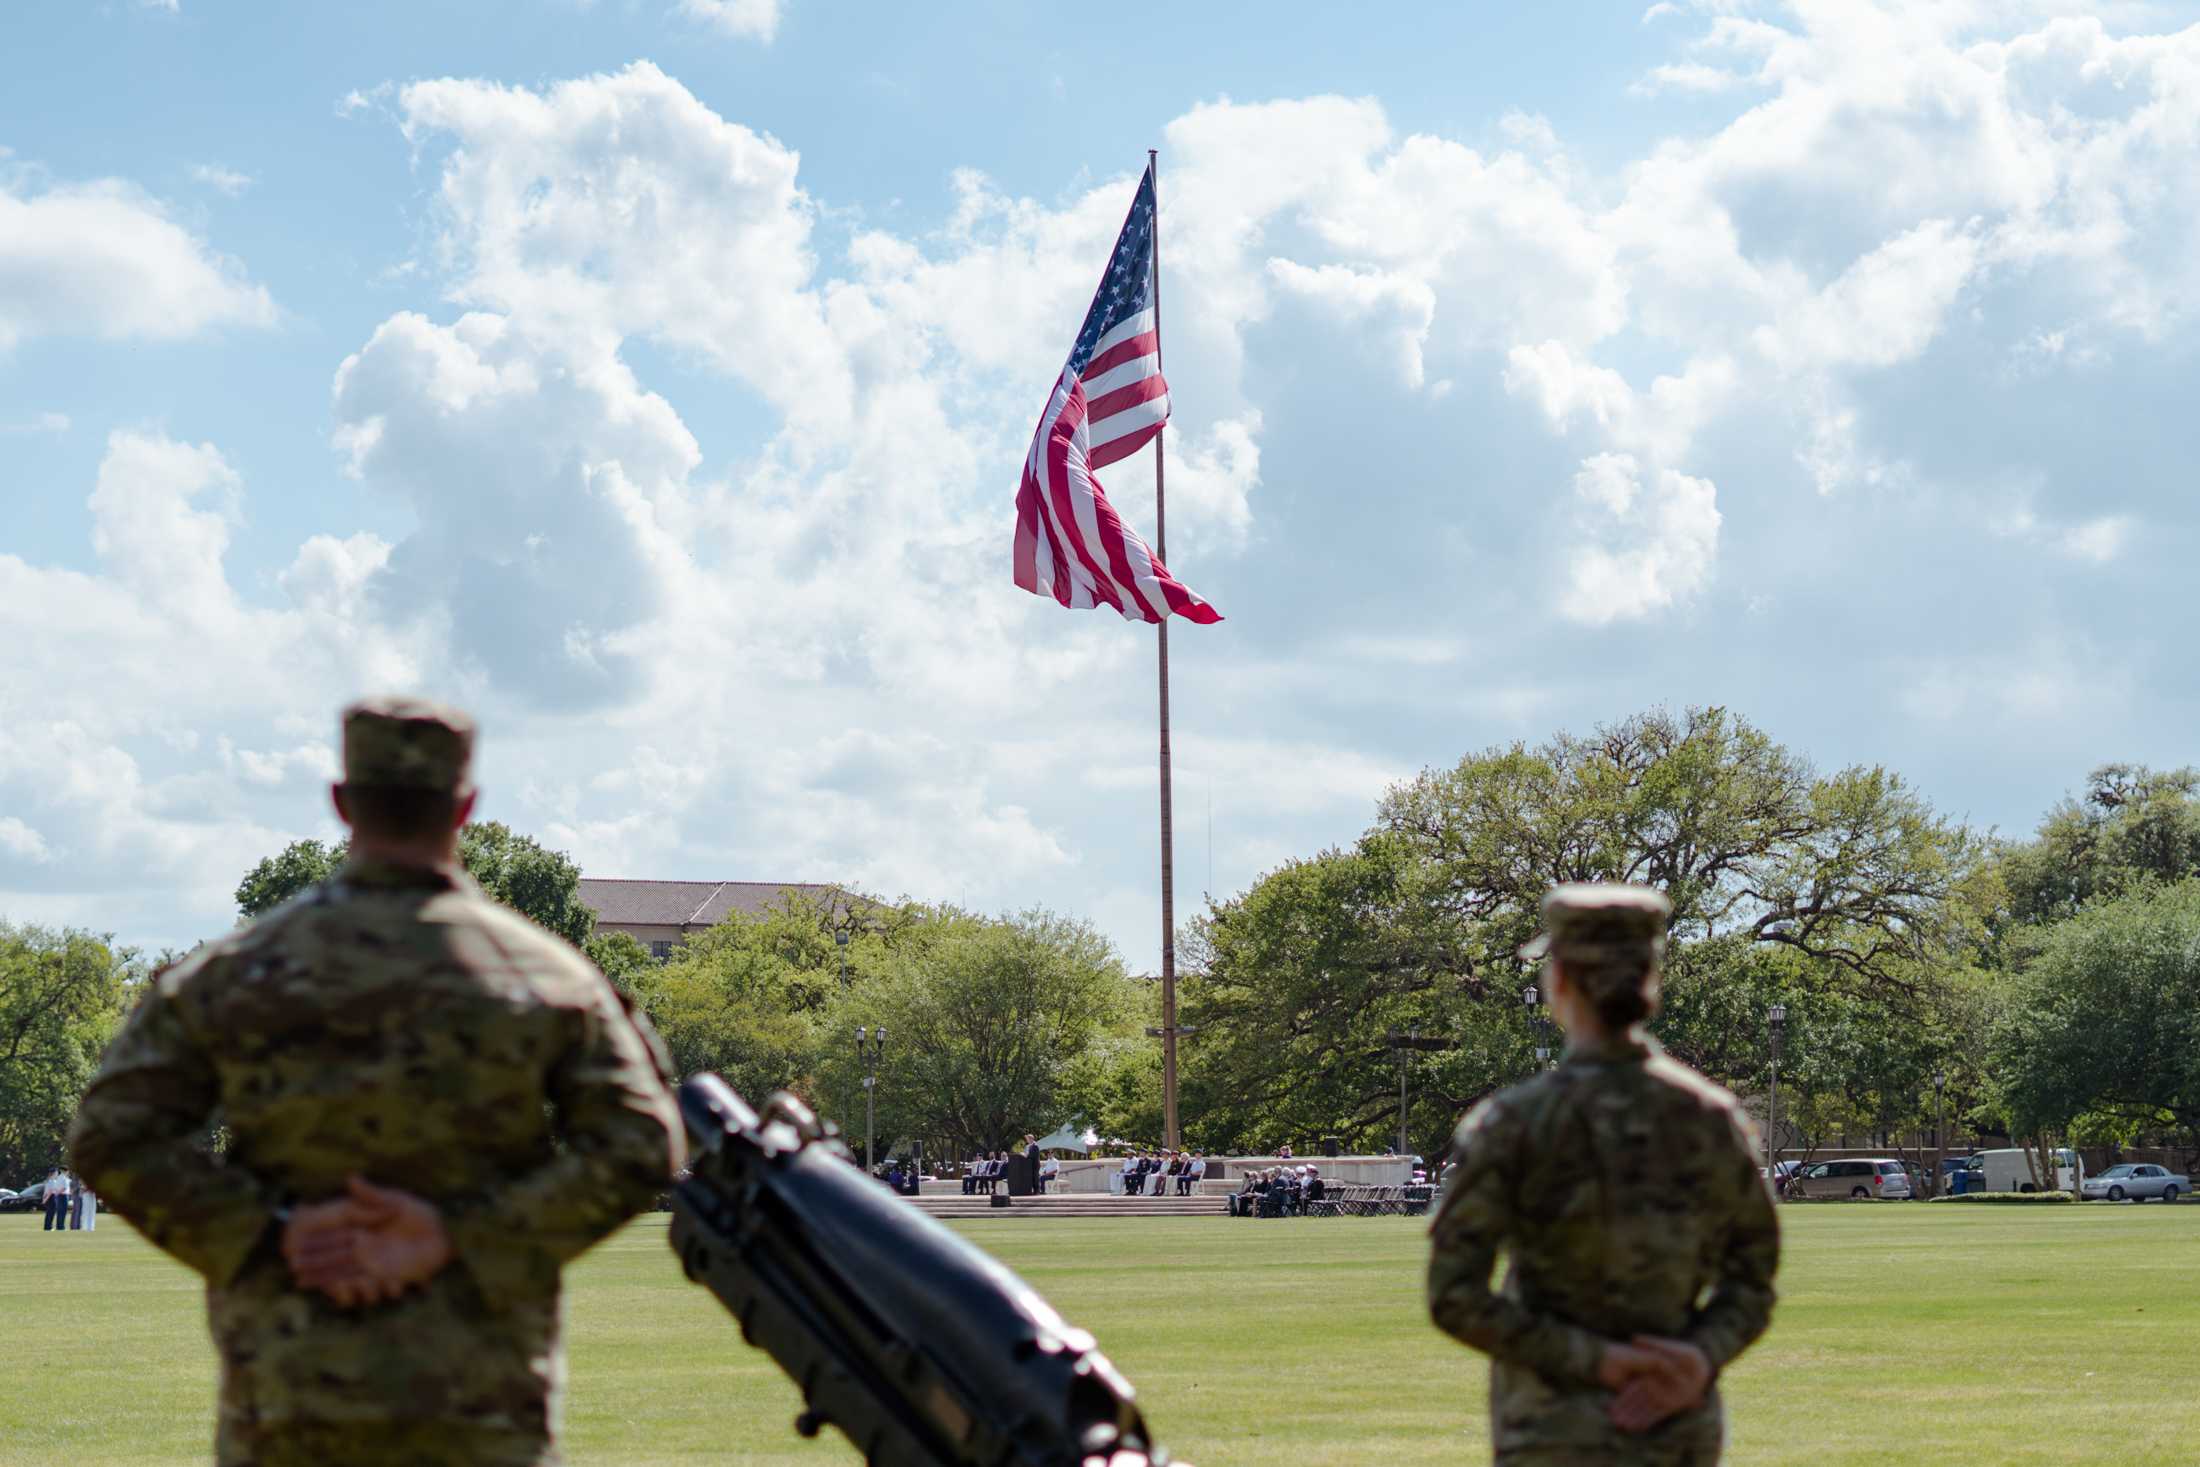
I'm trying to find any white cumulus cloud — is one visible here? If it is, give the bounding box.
[0,173,275,349]
[677,0,783,42]
[1559,453,1723,624]
[190,164,254,196]
[13,6,2200,967]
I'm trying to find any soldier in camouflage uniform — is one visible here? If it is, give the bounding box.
[1427,885,1779,1465]
[70,698,683,1467]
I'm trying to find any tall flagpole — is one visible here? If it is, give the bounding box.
[1150,147,1181,1152]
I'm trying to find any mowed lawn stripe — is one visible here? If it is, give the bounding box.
[2,1205,2194,1465]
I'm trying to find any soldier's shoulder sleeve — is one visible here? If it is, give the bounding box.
[1426,1084,1605,1385]
[1446,1088,1513,1166]
[145,936,223,1003]
[521,920,677,1084]
[605,974,675,1084]
[1645,1052,1738,1111]
[1675,1067,1781,1371]
[1430,1092,1511,1252]
[70,938,277,1286]
[438,910,682,1309]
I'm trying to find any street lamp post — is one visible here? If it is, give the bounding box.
[1767,1003,1787,1179]
[856,1024,887,1173]
[1524,985,1550,1072]
[1386,1026,1419,1155]
[1934,1068,1947,1198]
[833,933,853,1135]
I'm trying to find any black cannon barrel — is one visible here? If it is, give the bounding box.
[669,1073,1176,1467]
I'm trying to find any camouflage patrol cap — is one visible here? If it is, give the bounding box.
[340,696,475,793]
[1519,884,1671,991]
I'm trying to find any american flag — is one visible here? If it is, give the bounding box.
[1012,164,1221,625]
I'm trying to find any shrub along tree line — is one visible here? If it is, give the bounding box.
[11,707,2195,1181]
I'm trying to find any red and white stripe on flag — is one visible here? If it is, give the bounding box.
[1010,166,1220,626]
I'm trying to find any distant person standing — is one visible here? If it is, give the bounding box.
[42,1168,69,1232]
[74,1181,97,1232]
[70,697,682,1467]
[1427,885,1779,1465]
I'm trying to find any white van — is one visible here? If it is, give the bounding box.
[1959,1147,2079,1194]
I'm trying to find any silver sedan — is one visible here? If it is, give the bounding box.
[2080,1163,2187,1202]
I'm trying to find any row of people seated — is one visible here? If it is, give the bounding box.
[961,1151,1013,1195]
[1226,1164,1327,1217]
[1115,1150,1208,1196]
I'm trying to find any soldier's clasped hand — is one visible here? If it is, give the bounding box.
[282,1175,456,1308]
[1603,1335,1713,1433]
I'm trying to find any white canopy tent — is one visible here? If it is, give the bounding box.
[1033,1123,1100,1154]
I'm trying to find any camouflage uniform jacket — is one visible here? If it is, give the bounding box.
[69,857,683,1467]
[1427,1033,1778,1465]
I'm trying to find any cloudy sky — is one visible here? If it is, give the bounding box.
[4,1,2197,966]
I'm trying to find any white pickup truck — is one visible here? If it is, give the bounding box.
[2080,1163,2186,1202]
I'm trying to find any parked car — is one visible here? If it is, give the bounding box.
[1787,1158,1914,1200]
[0,1181,47,1213]
[2080,1163,2187,1203]
[1958,1147,2080,1194]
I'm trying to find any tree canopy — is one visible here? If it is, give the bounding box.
[1374,707,1978,993]
[41,719,2200,1179]
[621,894,1147,1161]
[852,910,1137,1161]
[1999,764,2200,928]
[1182,707,1985,1158]
[0,922,134,1181]
[1990,880,2200,1145]
[234,821,594,945]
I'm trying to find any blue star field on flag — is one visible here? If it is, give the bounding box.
[1066,166,1158,378]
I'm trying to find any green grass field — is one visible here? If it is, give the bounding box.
[1,1204,2194,1464]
